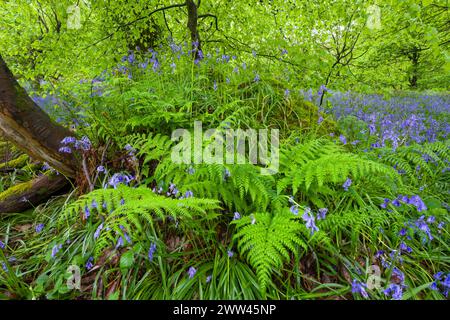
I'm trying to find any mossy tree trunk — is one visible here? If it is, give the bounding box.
[0,173,69,214]
[0,54,78,177]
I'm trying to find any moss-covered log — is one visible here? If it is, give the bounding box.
[0,173,70,214]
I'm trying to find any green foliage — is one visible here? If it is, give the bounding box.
[232,210,307,293]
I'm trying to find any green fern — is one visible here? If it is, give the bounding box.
[60,185,220,257]
[232,209,307,293]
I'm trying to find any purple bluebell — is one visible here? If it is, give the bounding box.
[94,223,103,240]
[317,208,328,220]
[85,257,94,270]
[58,147,72,154]
[290,205,299,215]
[351,279,369,298]
[302,208,319,235]
[35,223,44,233]
[84,206,90,219]
[61,136,76,145]
[343,178,352,191]
[384,283,403,300]
[51,244,62,258]
[188,266,197,279]
[148,242,157,262]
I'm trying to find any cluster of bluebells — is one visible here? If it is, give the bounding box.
[115,225,132,249]
[351,279,369,299]
[108,173,134,189]
[397,214,444,244]
[430,272,450,297]
[289,199,327,235]
[380,194,427,212]
[302,90,450,149]
[59,136,91,154]
[383,267,407,300]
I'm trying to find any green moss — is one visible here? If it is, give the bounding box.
[0,154,29,170]
[0,179,34,202]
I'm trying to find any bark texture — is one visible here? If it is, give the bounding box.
[0,55,77,177]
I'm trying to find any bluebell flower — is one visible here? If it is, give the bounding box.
[58,147,72,153]
[108,173,133,188]
[339,134,347,145]
[233,212,241,220]
[206,275,212,283]
[85,257,94,270]
[94,223,103,240]
[351,279,369,298]
[188,266,197,279]
[35,223,44,233]
[227,250,234,258]
[399,228,407,237]
[290,205,299,215]
[84,206,90,219]
[317,208,328,220]
[253,74,260,83]
[343,178,352,191]
[430,282,439,291]
[409,195,427,212]
[115,237,124,249]
[97,166,105,173]
[0,240,4,249]
[51,244,62,258]
[434,272,444,281]
[399,242,412,254]
[384,283,403,300]
[184,190,194,198]
[318,116,324,124]
[61,136,76,145]
[302,208,319,235]
[148,242,157,262]
[380,198,390,209]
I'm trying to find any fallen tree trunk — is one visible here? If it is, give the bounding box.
[0,55,78,177]
[0,173,70,214]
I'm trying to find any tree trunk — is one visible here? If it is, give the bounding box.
[0,173,70,214]
[0,55,78,177]
[186,0,202,59]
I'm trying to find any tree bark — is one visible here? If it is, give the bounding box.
[0,55,78,177]
[186,0,202,59]
[0,173,70,214]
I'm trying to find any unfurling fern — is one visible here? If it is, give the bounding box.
[232,209,307,293]
[60,186,220,257]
